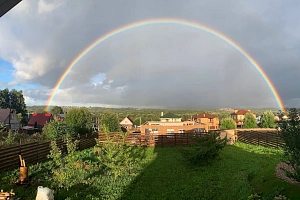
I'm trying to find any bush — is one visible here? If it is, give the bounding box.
[43,117,76,140]
[243,113,257,129]
[220,117,236,130]
[94,126,138,180]
[181,131,227,166]
[279,108,300,181]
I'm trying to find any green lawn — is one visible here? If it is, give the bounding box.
[0,142,299,200]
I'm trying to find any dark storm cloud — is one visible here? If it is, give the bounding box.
[1,0,299,108]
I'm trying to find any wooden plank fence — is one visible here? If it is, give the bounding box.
[98,132,208,147]
[0,133,98,171]
[236,130,284,148]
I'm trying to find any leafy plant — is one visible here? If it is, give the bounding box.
[279,108,300,181]
[2,131,17,146]
[244,113,257,128]
[94,126,138,180]
[220,117,236,130]
[47,138,93,191]
[42,117,76,140]
[261,110,276,128]
[180,131,227,166]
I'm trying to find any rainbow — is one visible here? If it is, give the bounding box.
[45,18,285,112]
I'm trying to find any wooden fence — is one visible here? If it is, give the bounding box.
[236,129,284,148]
[0,133,98,171]
[98,132,208,147]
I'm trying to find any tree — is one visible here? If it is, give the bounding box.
[261,110,276,128]
[243,113,257,129]
[100,110,120,132]
[43,117,76,139]
[279,108,300,181]
[0,88,27,124]
[50,106,64,115]
[64,107,92,135]
[220,117,236,130]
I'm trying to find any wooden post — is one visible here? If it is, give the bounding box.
[258,131,260,146]
[175,134,177,146]
[162,135,164,147]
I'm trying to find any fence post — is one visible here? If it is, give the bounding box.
[258,131,260,146]
[175,134,177,146]
[162,135,164,147]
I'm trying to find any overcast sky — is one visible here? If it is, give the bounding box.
[1,0,300,110]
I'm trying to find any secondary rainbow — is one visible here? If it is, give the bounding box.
[45,18,285,112]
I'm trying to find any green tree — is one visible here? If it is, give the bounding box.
[243,113,257,129]
[0,88,27,124]
[279,108,300,181]
[65,107,92,135]
[261,110,276,128]
[220,117,236,130]
[42,117,76,139]
[100,111,120,132]
[50,106,64,115]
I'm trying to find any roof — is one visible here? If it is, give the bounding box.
[0,108,10,122]
[120,116,135,125]
[231,110,252,115]
[193,113,218,119]
[160,113,181,118]
[28,113,52,126]
[0,0,22,18]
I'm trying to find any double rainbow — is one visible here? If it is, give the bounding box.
[45,18,285,112]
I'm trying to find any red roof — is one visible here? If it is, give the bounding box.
[192,113,218,119]
[28,113,52,127]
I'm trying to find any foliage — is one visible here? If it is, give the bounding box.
[279,108,300,181]
[180,131,227,166]
[50,106,64,115]
[65,107,93,135]
[100,110,121,132]
[220,117,236,130]
[1,142,300,200]
[243,113,257,129]
[42,117,76,140]
[94,126,138,180]
[0,88,27,124]
[261,110,276,128]
[2,131,17,146]
[47,139,94,191]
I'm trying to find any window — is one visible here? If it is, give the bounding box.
[209,118,213,122]
[178,129,185,133]
[167,129,174,133]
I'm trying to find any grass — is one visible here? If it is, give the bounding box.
[0,142,299,199]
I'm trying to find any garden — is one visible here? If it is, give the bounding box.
[1,132,300,199]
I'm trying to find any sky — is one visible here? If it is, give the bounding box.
[1,0,300,110]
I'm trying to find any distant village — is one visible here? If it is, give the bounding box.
[0,108,288,134]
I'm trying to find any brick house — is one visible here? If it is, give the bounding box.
[192,113,220,130]
[230,109,256,128]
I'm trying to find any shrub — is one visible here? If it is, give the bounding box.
[279,108,300,181]
[243,113,257,129]
[220,117,236,130]
[261,110,276,128]
[94,126,138,180]
[181,131,227,166]
[43,117,76,140]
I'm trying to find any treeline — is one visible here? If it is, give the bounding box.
[0,88,27,124]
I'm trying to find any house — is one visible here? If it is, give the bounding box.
[140,120,206,134]
[119,116,135,130]
[230,109,256,128]
[159,112,182,122]
[54,114,65,121]
[27,113,52,129]
[0,108,21,131]
[192,113,220,130]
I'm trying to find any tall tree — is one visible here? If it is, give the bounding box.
[0,88,27,124]
[65,107,92,135]
[261,110,276,128]
[279,108,300,181]
[50,106,64,115]
[100,110,121,132]
[243,113,257,129]
[220,117,236,130]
